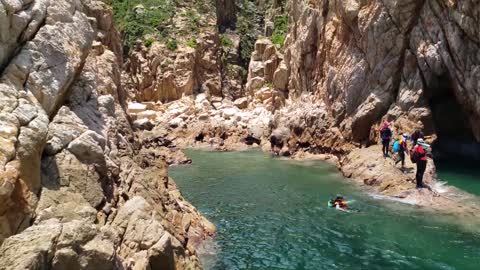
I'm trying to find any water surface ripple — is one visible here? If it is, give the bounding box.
[170,150,480,270]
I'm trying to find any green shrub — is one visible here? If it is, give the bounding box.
[271,15,288,47]
[236,0,259,65]
[144,37,155,47]
[166,39,178,51]
[186,38,197,48]
[220,35,234,48]
[239,67,248,81]
[112,0,175,51]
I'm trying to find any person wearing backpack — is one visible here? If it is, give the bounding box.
[412,139,428,188]
[394,134,408,169]
[379,121,392,158]
[411,129,424,148]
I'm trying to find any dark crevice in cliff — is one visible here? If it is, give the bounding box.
[216,0,237,32]
[425,74,480,161]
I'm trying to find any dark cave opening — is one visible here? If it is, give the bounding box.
[425,74,480,161]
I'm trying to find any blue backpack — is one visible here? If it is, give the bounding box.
[392,140,400,152]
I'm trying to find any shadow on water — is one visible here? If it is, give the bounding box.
[171,150,480,270]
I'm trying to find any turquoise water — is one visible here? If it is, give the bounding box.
[436,159,480,196]
[170,150,480,270]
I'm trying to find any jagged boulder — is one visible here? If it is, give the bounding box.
[273,61,288,91]
[0,0,95,242]
[234,97,248,109]
[0,219,117,270]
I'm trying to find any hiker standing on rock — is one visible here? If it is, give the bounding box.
[379,121,392,158]
[394,134,409,170]
[411,138,429,188]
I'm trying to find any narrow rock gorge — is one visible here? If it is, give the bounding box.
[1,0,479,269]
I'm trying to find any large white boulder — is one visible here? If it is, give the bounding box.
[127,102,147,114]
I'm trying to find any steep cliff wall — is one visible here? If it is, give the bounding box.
[0,0,213,269]
[122,0,284,106]
[279,0,479,152]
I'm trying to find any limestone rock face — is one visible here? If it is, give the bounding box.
[126,32,223,103]
[0,0,95,243]
[246,39,285,111]
[281,0,480,147]
[0,1,214,269]
[124,2,230,105]
[0,218,118,270]
[124,1,247,105]
[0,0,48,69]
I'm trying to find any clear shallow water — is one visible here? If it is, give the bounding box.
[170,150,480,270]
[436,159,480,196]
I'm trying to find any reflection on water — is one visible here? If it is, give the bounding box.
[170,150,480,270]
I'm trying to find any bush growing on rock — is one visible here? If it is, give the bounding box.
[186,38,197,48]
[220,35,234,48]
[112,0,175,51]
[144,37,155,47]
[236,0,261,65]
[271,15,288,47]
[166,39,178,51]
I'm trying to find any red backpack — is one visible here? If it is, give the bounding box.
[410,145,425,163]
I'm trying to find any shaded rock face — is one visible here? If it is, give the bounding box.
[281,0,480,151]
[0,0,214,269]
[216,0,237,30]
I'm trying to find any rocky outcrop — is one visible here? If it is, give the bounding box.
[126,31,222,103]
[340,145,480,220]
[220,30,245,101]
[246,38,286,111]
[0,0,48,70]
[0,0,95,243]
[0,0,214,269]
[124,2,226,104]
[281,0,480,151]
[124,1,251,107]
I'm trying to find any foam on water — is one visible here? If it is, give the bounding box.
[433,180,450,194]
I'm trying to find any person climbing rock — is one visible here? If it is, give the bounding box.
[412,139,429,188]
[329,195,348,210]
[394,134,408,169]
[411,129,424,147]
[379,121,392,158]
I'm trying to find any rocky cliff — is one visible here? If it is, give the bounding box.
[117,0,479,163]
[1,0,479,268]
[279,0,479,154]
[119,0,479,207]
[0,0,213,269]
